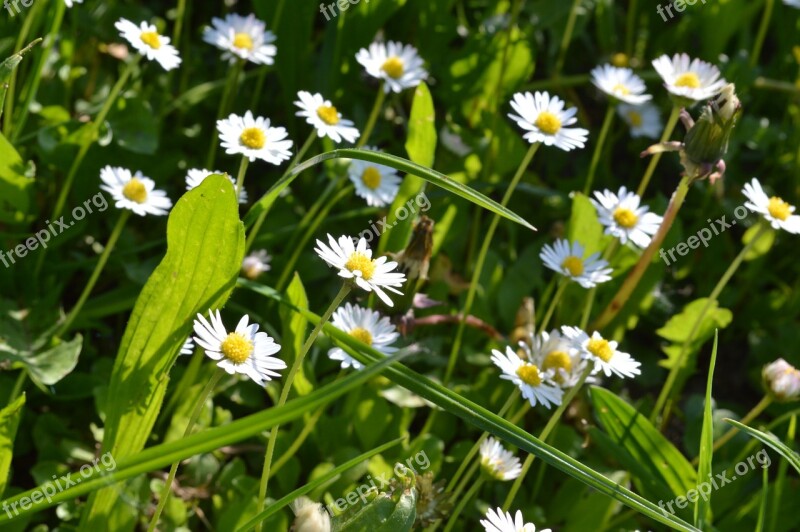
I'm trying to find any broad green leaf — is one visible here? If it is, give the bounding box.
[590,387,698,499]
[723,419,800,476]
[240,281,699,532]
[244,149,535,232]
[742,225,775,261]
[81,175,245,530]
[567,193,604,257]
[657,298,732,370]
[0,132,34,224]
[0,393,25,497]
[695,330,718,529]
[22,334,82,387]
[280,273,313,396]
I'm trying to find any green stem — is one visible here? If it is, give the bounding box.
[357,85,386,148]
[635,105,681,197]
[248,0,285,110]
[3,0,44,136]
[711,396,772,457]
[592,174,693,331]
[501,364,594,510]
[235,157,250,199]
[8,371,27,403]
[172,0,188,44]
[148,369,224,531]
[538,279,568,334]
[443,478,483,532]
[579,240,619,329]
[255,283,352,531]
[625,0,638,57]
[582,105,615,195]
[272,405,326,474]
[56,210,131,337]
[652,223,770,424]
[244,131,316,253]
[207,61,243,169]
[554,0,582,78]
[750,0,775,68]
[443,143,540,385]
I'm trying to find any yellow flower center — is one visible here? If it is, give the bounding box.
[534,111,562,135]
[381,56,405,79]
[361,167,382,190]
[516,364,542,386]
[240,127,266,149]
[345,252,376,280]
[613,207,639,228]
[543,351,572,373]
[220,332,253,364]
[674,72,701,89]
[349,327,373,346]
[140,31,161,50]
[561,256,584,277]
[627,110,643,127]
[611,53,629,67]
[316,105,340,126]
[233,32,254,50]
[587,338,614,362]
[612,83,630,96]
[122,178,148,204]
[767,196,791,221]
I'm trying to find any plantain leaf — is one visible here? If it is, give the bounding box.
[280,273,313,395]
[80,175,245,530]
[567,193,605,257]
[0,132,34,224]
[0,393,25,497]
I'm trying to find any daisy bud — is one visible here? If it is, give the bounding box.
[681,83,741,179]
[762,359,800,402]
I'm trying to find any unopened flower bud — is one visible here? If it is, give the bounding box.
[241,249,271,280]
[762,358,800,402]
[682,83,741,179]
[393,216,434,281]
[290,497,331,532]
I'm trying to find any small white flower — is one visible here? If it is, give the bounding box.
[742,178,800,234]
[203,13,277,65]
[590,64,652,105]
[314,234,406,307]
[763,359,800,402]
[192,310,285,386]
[491,346,563,409]
[480,507,550,532]
[217,111,293,164]
[64,0,83,7]
[508,91,589,151]
[539,239,612,288]
[347,147,402,207]
[562,326,641,379]
[290,497,331,532]
[180,337,195,356]
[617,102,662,139]
[294,91,360,144]
[185,168,247,204]
[652,53,726,102]
[328,303,399,370]
[479,437,523,481]
[783,0,800,8]
[100,166,172,216]
[440,126,472,156]
[355,41,428,93]
[115,18,181,71]
[591,187,663,248]
[521,330,590,389]
[241,250,271,280]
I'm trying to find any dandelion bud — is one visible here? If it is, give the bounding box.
[762,359,800,402]
[681,83,741,179]
[290,497,331,532]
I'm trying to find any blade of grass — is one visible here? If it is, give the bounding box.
[694,330,718,529]
[723,419,800,475]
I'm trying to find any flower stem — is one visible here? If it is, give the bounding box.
[255,283,352,531]
[443,143,540,385]
[652,223,771,424]
[501,364,593,511]
[579,240,619,329]
[750,0,775,68]
[56,210,131,337]
[148,369,224,532]
[235,156,250,198]
[207,60,243,169]
[592,174,693,331]
[554,0,582,78]
[710,396,773,458]
[582,105,615,195]
[443,478,484,532]
[635,105,681,197]
[2,0,45,136]
[538,279,568,334]
[357,84,386,148]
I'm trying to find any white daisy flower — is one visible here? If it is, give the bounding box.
[294,91,360,144]
[480,507,550,532]
[180,337,195,356]
[192,310,285,386]
[617,102,662,139]
[347,147,402,207]
[185,168,247,204]
[521,330,590,389]
[763,359,800,402]
[539,239,612,288]
[590,64,652,105]
[491,346,563,409]
[328,303,399,370]
[479,437,523,481]
[99,166,172,217]
[241,249,271,280]
[508,91,589,151]
[217,111,293,164]
[64,0,83,7]
[651,53,726,102]
[591,187,664,248]
[202,13,277,65]
[314,234,406,307]
[355,41,428,93]
[742,178,800,234]
[115,18,181,71]
[562,326,641,379]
